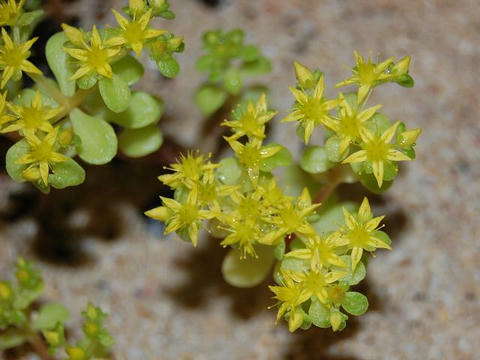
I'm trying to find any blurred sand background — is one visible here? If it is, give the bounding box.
[1,0,480,359]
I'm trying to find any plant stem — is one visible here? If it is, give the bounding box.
[28,73,68,107]
[29,333,55,360]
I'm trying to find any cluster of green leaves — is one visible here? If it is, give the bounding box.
[0,258,113,359]
[0,0,184,193]
[288,54,420,192]
[194,28,272,117]
[147,52,421,333]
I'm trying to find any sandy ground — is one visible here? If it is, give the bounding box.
[1,0,480,359]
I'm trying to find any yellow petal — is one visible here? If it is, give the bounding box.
[351,247,363,270]
[372,161,384,187]
[342,150,367,164]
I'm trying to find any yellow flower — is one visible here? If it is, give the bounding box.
[269,270,310,331]
[282,74,340,144]
[333,93,382,155]
[221,218,261,258]
[0,91,14,129]
[262,187,319,245]
[227,138,281,186]
[3,91,62,136]
[342,121,411,187]
[158,151,219,190]
[0,0,24,26]
[286,232,348,271]
[290,269,346,304]
[161,188,215,247]
[62,24,120,80]
[336,51,395,104]
[222,93,277,141]
[66,346,87,360]
[0,28,41,88]
[340,197,391,270]
[17,128,67,185]
[110,8,166,57]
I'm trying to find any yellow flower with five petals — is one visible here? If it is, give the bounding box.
[0,28,41,88]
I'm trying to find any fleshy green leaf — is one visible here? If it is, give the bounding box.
[104,91,164,129]
[358,172,393,194]
[112,55,144,85]
[223,68,243,95]
[373,230,392,246]
[32,303,70,331]
[0,329,28,350]
[280,256,309,273]
[300,146,333,174]
[342,292,369,316]
[309,299,331,328]
[118,124,163,158]
[215,157,242,185]
[99,74,131,113]
[325,135,343,162]
[156,53,180,78]
[5,139,29,183]
[337,255,366,286]
[70,108,117,165]
[241,57,271,75]
[195,84,228,117]
[45,32,76,96]
[273,240,286,260]
[222,245,275,288]
[49,158,86,189]
[16,9,44,26]
[14,285,44,310]
[278,164,320,197]
[260,144,292,172]
[312,201,357,235]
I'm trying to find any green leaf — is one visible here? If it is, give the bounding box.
[223,68,243,95]
[112,55,144,85]
[260,144,292,172]
[311,201,357,235]
[5,139,29,183]
[105,91,164,129]
[300,146,333,174]
[70,108,117,165]
[273,240,286,260]
[118,124,163,158]
[278,164,320,197]
[342,292,368,316]
[337,255,366,286]
[280,256,309,273]
[241,57,271,75]
[358,172,393,194]
[309,300,331,328]
[0,329,28,350]
[373,230,392,246]
[49,157,86,189]
[32,303,70,331]
[325,135,343,162]
[366,113,391,136]
[195,84,228,117]
[215,157,242,185]
[16,9,44,26]
[14,285,44,310]
[222,245,275,288]
[45,32,76,96]
[77,73,97,89]
[396,73,414,88]
[99,74,131,113]
[156,53,180,78]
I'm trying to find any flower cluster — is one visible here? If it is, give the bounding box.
[284,54,421,189]
[0,258,114,358]
[149,52,421,333]
[1,0,183,193]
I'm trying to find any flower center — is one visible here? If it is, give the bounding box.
[85,46,110,72]
[301,98,326,124]
[358,62,376,85]
[364,137,390,162]
[3,47,27,68]
[348,225,370,248]
[124,22,144,44]
[32,142,54,162]
[22,107,45,129]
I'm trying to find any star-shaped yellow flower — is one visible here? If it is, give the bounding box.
[62,24,120,80]
[110,8,166,57]
[342,121,411,187]
[282,74,340,144]
[336,51,395,104]
[4,91,63,136]
[333,93,382,155]
[340,197,391,270]
[0,28,41,88]
[17,128,67,185]
[222,93,277,141]
[0,0,24,26]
